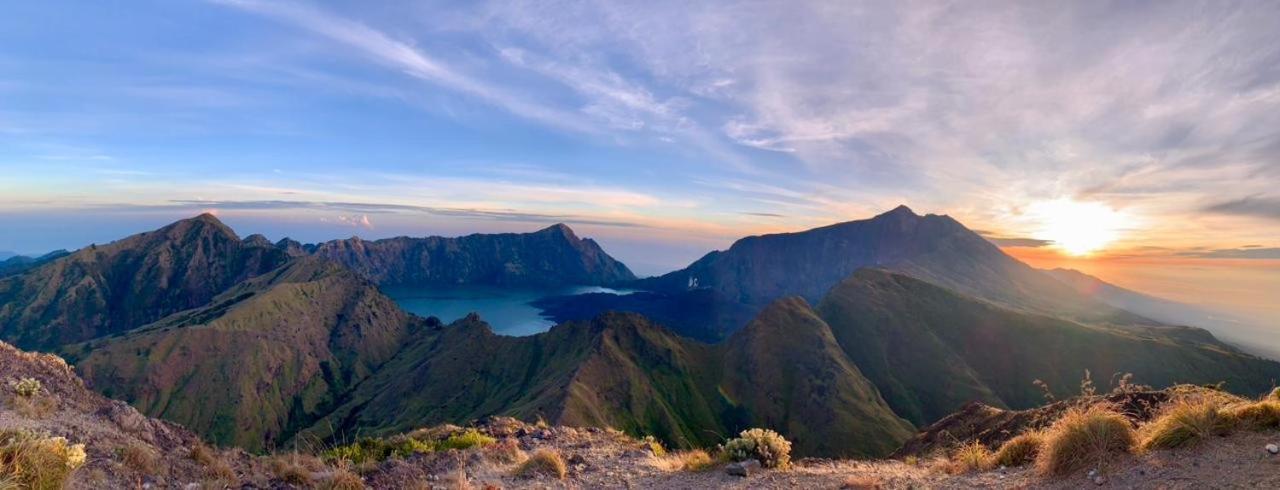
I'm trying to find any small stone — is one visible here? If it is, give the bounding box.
[1093,475,1105,486]
[1086,469,1098,478]
[726,459,762,477]
[1266,443,1279,455]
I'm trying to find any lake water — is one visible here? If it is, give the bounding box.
[386,285,633,336]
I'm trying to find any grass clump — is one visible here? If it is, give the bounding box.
[1267,387,1280,401]
[515,449,566,479]
[640,435,667,456]
[946,441,991,474]
[1035,405,1135,477]
[989,432,1044,468]
[270,453,321,486]
[0,429,87,490]
[317,464,365,490]
[1137,399,1233,451]
[117,443,157,474]
[1226,400,1280,431]
[723,428,792,469]
[189,444,235,481]
[653,449,714,472]
[12,378,42,398]
[438,429,496,451]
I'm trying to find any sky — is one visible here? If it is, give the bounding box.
[1,1,1278,322]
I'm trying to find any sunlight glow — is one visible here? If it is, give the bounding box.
[1028,199,1131,256]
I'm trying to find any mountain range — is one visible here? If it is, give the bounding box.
[1,208,1277,458]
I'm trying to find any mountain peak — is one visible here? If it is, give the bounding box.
[877,204,918,219]
[537,223,579,240]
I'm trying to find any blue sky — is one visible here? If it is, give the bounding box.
[2,1,1280,281]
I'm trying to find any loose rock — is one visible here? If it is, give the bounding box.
[726,459,762,477]
[1267,443,1279,455]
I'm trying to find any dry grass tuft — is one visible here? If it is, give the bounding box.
[841,475,884,490]
[271,453,322,486]
[652,449,715,472]
[514,449,566,479]
[1137,399,1233,451]
[1035,405,1135,477]
[189,444,235,481]
[1267,387,1280,401]
[946,441,991,474]
[12,396,57,420]
[118,443,158,475]
[989,432,1044,468]
[318,464,365,490]
[1226,400,1280,431]
[0,429,87,490]
[481,438,526,464]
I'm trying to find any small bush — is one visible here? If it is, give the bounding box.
[514,449,566,479]
[1138,399,1233,451]
[946,441,991,474]
[1226,400,1280,430]
[0,429,87,490]
[12,378,41,398]
[723,428,792,469]
[1035,405,1135,477]
[323,435,433,464]
[989,432,1043,468]
[438,429,496,451]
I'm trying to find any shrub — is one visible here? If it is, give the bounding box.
[946,441,991,474]
[989,432,1043,468]
[1035,405,1135,477]
[723,428,792,469]
[438,429,496,451]
[1226,400,1280,431]
[1138,399,1233,451]
[514,449,566,479]
[12,378,41,398]
[323,435,433,464]
[0,429,87,490]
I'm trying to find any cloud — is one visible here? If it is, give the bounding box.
[1202,196,1280,221]
[1178,247,1280,260]
[974,230,1052,248]
[164,199,649,228]
[210,0,598,134]
[333,214,374,230]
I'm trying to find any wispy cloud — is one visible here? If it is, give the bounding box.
[1203,196,1280,221]
[165,199,650,228]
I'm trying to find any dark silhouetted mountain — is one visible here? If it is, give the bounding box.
[638,206,1141,324]
[0,249,70,278]
[815,269,1280,426]
[308,223,635,287]
[67,256,423,451]
[301,302,913,458]
[0,214,290,350]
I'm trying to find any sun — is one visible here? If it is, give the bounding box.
[1027,199,1129,256]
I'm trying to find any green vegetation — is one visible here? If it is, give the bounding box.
[723,428,792,469]
[989,432,1044,468]
[12,378,41,398]
[1034,405,1135,476]
[0,429,87,490]
[1138,399,1232,451]
[322,429,495,465]
[514,449,566,479]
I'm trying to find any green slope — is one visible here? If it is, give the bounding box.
[816,269,1280,426]
[302,300,913,458]
[66,257,421,451]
